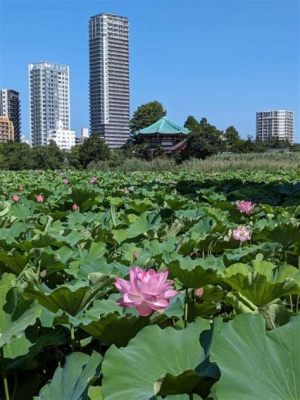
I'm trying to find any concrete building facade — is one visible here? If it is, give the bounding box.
[29,62,71,146]
[0,89,21,142]
[0,116,14,142]
[48,128,76,150]
[256,110,295,144]
[89,13,130,148]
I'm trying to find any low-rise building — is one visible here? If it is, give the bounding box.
[0,116,14,142]
[133,116,190,153]
[48,127,76,150]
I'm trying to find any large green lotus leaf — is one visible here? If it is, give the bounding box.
[167,256,224,288]
[24,282,91,316]
[10,201,37,219]
[102,318,210,400]
[80,312,149,347]
[3,336,32,359]
[0,221,28,244]
[254,224,300,250]
[210,314,300,400]
[222,260,300,306]
[126,198,154,213]
[127,213,153,238]
[0,273,41,349]
[35,351,102,400]
[5,328,67,371]
[88,386,104,400]
[0,249,28,274]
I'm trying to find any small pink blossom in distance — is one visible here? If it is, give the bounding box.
[11,194,20,202]
[72,203,79,211]
[236,200,255,215]
[194,287,204,298]
[62,178,69,185]
[90,176,97,184]
[35,194,44,203]
[232,226,251,242]
[115,266,178,317]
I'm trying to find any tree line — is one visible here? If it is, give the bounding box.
[0,100,295,170]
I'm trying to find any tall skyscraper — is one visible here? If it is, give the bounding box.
[29,62,71,146]
[0,89,21,142]
[256,110,295,144]
[89,13,130,148]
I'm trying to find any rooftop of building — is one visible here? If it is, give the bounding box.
[90,12,128,20]
[28,62,69,70]
[0,89,20,94]
[256,110,294,114]
[135,116,190,136]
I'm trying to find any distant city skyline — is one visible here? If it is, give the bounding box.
[0,0,299,141]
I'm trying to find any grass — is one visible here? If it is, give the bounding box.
[89,152,300,173]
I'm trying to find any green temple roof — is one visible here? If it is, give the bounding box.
[136,116,190,135]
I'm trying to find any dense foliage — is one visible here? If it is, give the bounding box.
[130,100,166,132]
[0,169,299,399]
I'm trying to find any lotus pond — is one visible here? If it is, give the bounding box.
[0,169,300,400]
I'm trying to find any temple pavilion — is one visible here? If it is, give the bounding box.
[134,116,190,153]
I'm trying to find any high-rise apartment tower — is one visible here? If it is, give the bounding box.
[89,13,130,148]
[256,110,295,144]
[0,89,21,142]
[29,62,71,146]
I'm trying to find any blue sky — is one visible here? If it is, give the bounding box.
[0,0,299,140]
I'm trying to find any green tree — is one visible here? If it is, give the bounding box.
[130,101,166,132]
[0,141,33,170]
[67,145,82,169]
[78,134,110,168]
[184,116,200,132]
[182,119,224,159]
[225,126,240,147]
[31,141,64,170]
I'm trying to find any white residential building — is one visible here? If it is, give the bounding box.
[48,121,75,150]
[256,110,295,144]
[81,128,89,140]
[29,62,71,146]
[89,13,130,148]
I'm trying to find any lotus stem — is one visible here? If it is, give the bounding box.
[289,295,293,312]
[70,325,75,341]
[0,349,10,400]
[3,376,10,400]
[296,294,299,313]
[70,325,76,351]
[184,288,189,328]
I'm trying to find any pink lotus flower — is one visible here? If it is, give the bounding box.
[194,287,204,298]
[232,226,251,242]
[72,203,79,211]
[236,200,255,215]
[115,266,178,316]
[11,193,20,202]
[90,176,97,184]
[63,178,69,185]
[35,194,44,203]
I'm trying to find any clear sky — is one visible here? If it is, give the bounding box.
[0,0,299,141]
